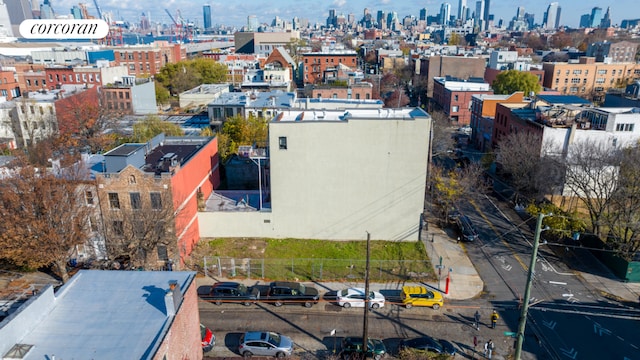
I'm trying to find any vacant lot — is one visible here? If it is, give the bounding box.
[191,238,436,282]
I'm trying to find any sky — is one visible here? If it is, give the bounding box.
[51,0,640,29]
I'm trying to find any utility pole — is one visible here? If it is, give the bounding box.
[362,231,371,355]
[514,213,548,360]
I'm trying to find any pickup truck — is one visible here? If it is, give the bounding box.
[257,281,320,307]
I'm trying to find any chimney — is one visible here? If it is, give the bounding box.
[164,280,182,316]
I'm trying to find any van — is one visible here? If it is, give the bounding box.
[455,215,478,241]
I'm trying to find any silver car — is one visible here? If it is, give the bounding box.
[239,331,294,358]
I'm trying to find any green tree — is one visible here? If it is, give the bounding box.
[217,114,268,162]
[492,70,541,96]
[131,116,185,143]
[155,59,227,96]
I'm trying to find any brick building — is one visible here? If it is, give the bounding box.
[432,76,493,125]
[111,43,185,76]
[301,49,358,85]
[95,134,220,268]
[470,92,525,151]
[542,57,640,101]
[413,55,487,98]
[101,76,157,115]
[309,82,373,100]
[44,65,129,90]
[0,70,21,100]
[586,41,639,63]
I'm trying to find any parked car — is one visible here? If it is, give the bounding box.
[337,287,385,309]
[257,281,320,307]
[238,331,294,358]
[198,281,260,306]
[201,324,215,352]
[455,215,479,242]
[401,286,444,309]
[399,336,456,356]
[340,336,387,360]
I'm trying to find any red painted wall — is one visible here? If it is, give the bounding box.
[170,136,220,263]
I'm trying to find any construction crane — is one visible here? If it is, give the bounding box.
[165,8,183,42]
[92,0,102,20]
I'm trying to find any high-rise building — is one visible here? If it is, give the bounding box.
[40,0,54,19]
[579,14,591,28]
[247,15,258,31]
[600,6,611,28]
[458,0,467,21]
[590,7,602,28]
[483,0,490,30]
[327,9,336,28]
[70,5,82,19]
[5,0,33,36]
[440,3,451,25]
[419,8,427,21]
[203,4,211,30]
[543,2,561,29]
[475,0,485,28]
[516,6,525,20]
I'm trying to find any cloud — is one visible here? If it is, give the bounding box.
[332,0,347,7]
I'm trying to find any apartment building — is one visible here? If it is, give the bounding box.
[95,134,220,268]
[542,56,640,101]
[101,76,157,115]
[470,92,525,151]
[0,69,20,100]
[44,64,129,90]
[301,49,358,85]
[112,43,185,76]
[413,55,486,98]
[432,76,493,125]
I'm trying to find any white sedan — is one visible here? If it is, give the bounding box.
[337,287,385,309]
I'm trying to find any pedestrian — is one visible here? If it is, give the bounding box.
[474,310,481,330]
[484,339,494,359]
[491,310,499,329]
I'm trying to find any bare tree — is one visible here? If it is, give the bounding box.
[99,187,180,270]
[494,131,547,201]
[0,159,92,282]
[600,145,640,260]
[562,140,620,238]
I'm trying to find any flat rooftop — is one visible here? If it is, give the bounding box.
[0,270,195,360]
[272,108,429,122]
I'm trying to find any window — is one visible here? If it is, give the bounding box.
[85,190,94,205]
[112,220,124,236]
[130,192,141,209]
[157,245,169,261]
[571,78,580,84]
[616,123,634,132]
[89,217,99,232]
[569,86,578,93]
[452,105,459,112]
[572,69,582,75]
[597,69,607,75]
[150,192,162,209]
[596,78,605,84]
[454,95,459,101]
[279,136,287,150]
[108,193,120,209]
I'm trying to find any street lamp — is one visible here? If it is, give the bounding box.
[514,212,551,360]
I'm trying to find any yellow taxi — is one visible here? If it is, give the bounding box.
[401,286,444,309]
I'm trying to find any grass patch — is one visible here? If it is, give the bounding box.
[196,238,435,282]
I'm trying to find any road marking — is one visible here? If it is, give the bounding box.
[562,293,574,297]
[543,320,557,330]
[502,264,513,271]
[560,347,578,359]
[594,323,612,336]
[549,281,567,285]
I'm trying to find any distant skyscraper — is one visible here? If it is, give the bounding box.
[327,9,336,28]
[203,4,211,30]
[247,15,258,31]
[543,2,561,29]
[579,14,591,28]
[40,0,54,19]
[458,0,467,21]
[474,0,485,28]
[387,11,397,30]
[419,8,427,21]
[590,7,602,28]
[5,0,32,35]
[70,5,82,19]
[600,6,611,28]
[439,3,451,25]
[516,6,525,20]
[483,0,490,29]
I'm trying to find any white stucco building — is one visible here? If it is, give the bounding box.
[199,107,432,241]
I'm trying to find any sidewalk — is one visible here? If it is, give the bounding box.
[421,221,484,300]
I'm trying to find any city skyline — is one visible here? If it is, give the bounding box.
[38,0,640,29]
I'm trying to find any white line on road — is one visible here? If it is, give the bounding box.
[549,281,567,285]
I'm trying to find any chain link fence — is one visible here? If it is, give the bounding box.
[203,257,435,282]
